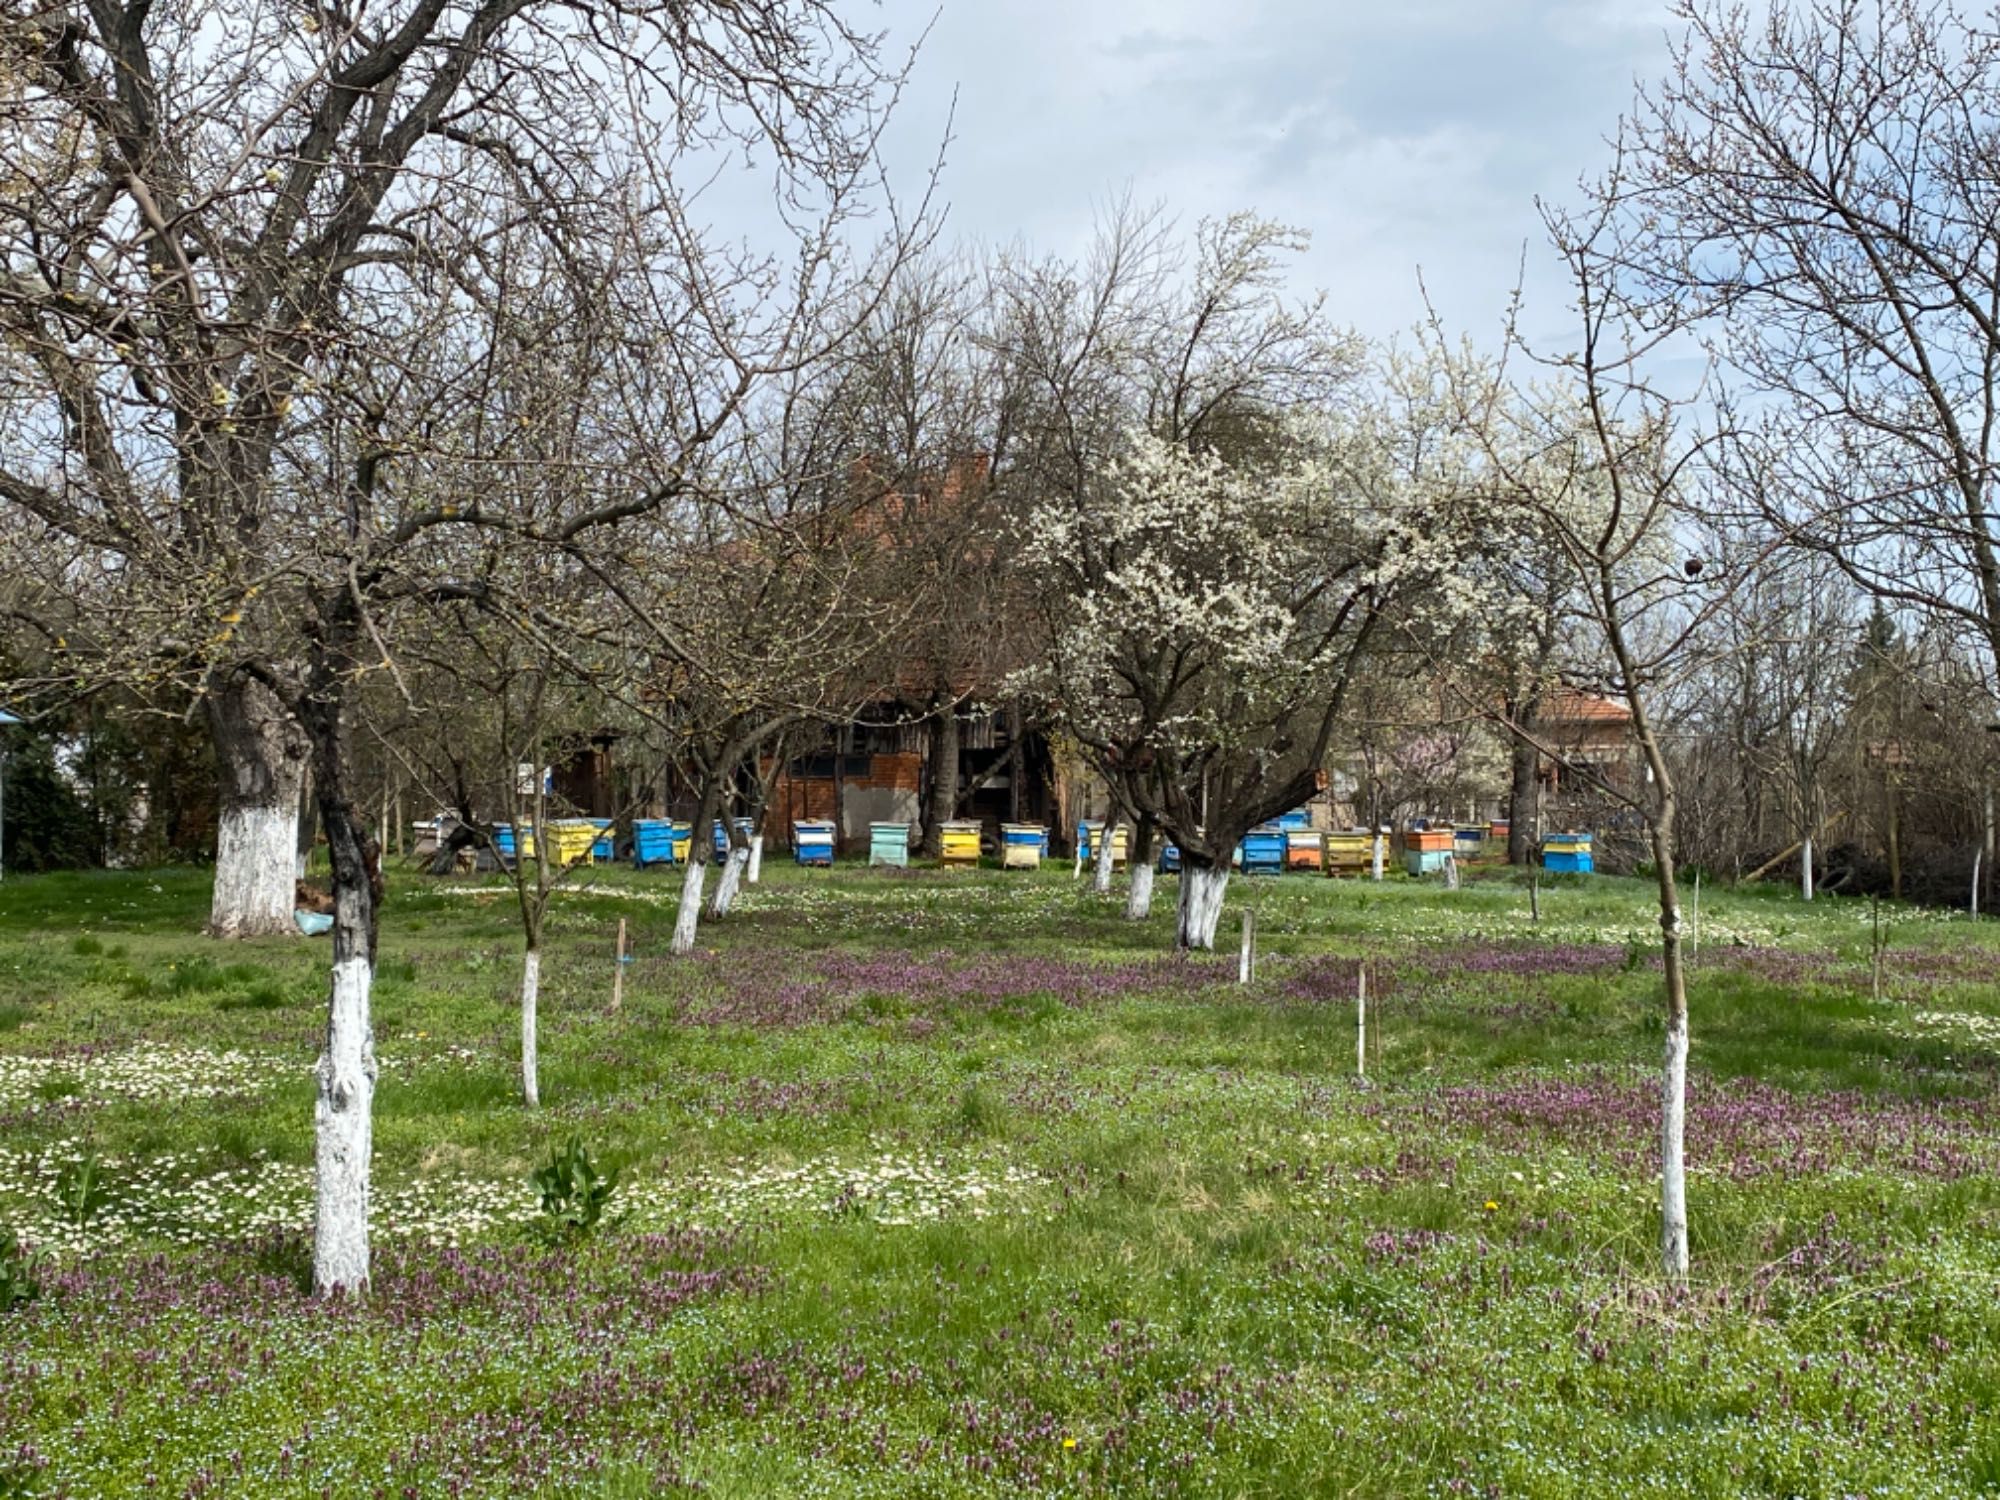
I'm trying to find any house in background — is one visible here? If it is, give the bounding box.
[1535,689,1638,796]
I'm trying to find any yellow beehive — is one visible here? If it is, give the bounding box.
[547,820,599,866]
[940,820,983,866]
[1324,831,1372,873]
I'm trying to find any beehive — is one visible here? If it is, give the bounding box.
[1452,824,1486,860]
[1076,821,1130,868]
[546,819,600,867]
[589,820,615,862]
[1000,824,1044,869]
[1542,832,1594,874]
[1239,827,1285,875]
[1406,826,1454,876]
[1324,830,1373,875]
[1159,841,1181,874]
[940,819,983,866]
[1285,827,1324,871]
[870,821,911,867]
[793,819,835,865]
[632,819,678,867]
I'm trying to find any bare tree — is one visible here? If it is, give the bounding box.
[0,0,912,1294]
[1610,0,2000,703]
[1427,201,1732,1285]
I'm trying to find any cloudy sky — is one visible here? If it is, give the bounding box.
[868,0,1679,348]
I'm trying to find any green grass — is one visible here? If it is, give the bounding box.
[0,860,1997,1496]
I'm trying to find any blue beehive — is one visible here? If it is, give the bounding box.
[590,820,615,862]
[1275,808,1311,830]
[1452,824,1486,860]
[492,824,520,864]
[1239,826,1285,875]
[711,817,756,858]
[793,819,835,866]
[632,819,690,867]
[1543,832,1594,874]
[1159,841,1181,874]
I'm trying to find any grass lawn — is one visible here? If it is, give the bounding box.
[3,859,2000,1496]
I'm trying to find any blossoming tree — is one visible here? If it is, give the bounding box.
[1023,422,1445,948]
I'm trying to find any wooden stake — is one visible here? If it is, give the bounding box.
[1870,895,1883,1002]
[1529,875,1540,924]
[1238,908,1255,985]
[1690,873,1700,966]
[1356,964,1367,1079]
[611,916,627,1011]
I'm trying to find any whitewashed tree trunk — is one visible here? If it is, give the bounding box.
[1125,861,1156,920]
[672,860,709,954]
[313,951,376,1294]
[1661,1002,1689,1283]
[213,800,303,937]
[1371,830,1385,882]
[1092,823,1115,894]
[1177,864,1229,950]
[1800,836,1814,901]
[520,947,540,1109]
[709,845,749,917]
[746,835,764,884]
[207,677,309,938]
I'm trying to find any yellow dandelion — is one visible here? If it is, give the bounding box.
[1062,1438,1076,1450]
[1483,1200,1498,1212]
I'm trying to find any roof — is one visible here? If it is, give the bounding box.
[1536,689,1632,727]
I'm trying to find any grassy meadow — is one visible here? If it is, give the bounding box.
[1,859,1999,1496]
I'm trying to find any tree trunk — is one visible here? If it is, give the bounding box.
[1092,814,1116,894]
[673,775,722,955]
[1177,860,1229,950]
[520,946,540,1109]
[746,834,764,884]
[206,675,309,937]
[923,705,959,860]
[1126,862,1156,921]
[1126,817,1158,920]
[1507,731,1539,866]
[673,858,709,953]
[1656,840,1689,1287]
[300,645,380,1298]
[709,844,750,917]
[1800,835,1814,901]
[1888,791,1902,901]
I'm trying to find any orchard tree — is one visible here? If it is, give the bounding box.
[1428,199,1736,1285]
[0,0,913,1294]
[1610,0,2000,699]
[1023,421,1444,949]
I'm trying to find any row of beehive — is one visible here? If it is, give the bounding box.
[481,814,1592,877]
[490,819,614,866]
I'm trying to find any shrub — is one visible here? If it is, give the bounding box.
[0,1227,38,1311]
[54,1149,111,1228]
[531,1138,620,1239]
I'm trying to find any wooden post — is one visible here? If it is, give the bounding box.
[1690,873,1700,966]
[1529,874,1541,925]
[1238,908,1255,985]
[1356,964,1367,1079]
[612,917,627,1011]
[1870,895,1882,1002]
[1972,851,1983,919]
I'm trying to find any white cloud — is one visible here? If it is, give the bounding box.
[872,0,1678,345]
